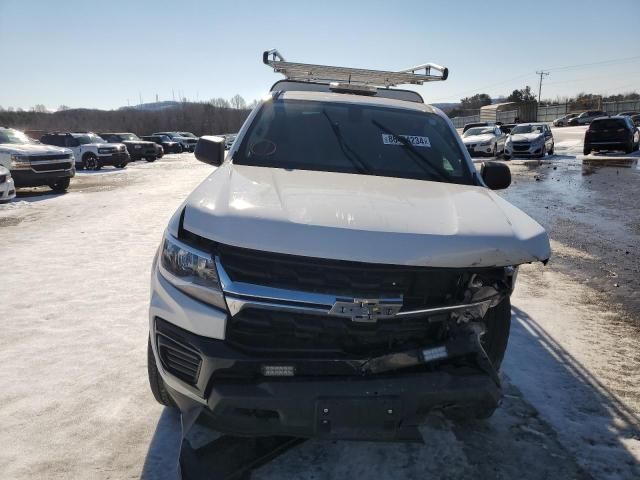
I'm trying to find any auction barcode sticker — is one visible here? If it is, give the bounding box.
[382,134,431,148]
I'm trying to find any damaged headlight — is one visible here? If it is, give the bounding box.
[158,233,226,310]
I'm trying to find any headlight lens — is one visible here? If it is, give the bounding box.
[479,140,491,146]
[10,154,30,169]
[158,234,226,309]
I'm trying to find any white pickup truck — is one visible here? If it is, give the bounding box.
[146,51,550,441]
[0,127,75,192]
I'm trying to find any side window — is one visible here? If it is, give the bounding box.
[64,136,77,148]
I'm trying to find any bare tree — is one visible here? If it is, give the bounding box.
[31,104,48,113]
[230,94,246,110]
[58,105,70,111]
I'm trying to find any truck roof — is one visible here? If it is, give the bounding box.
[273,90,438,114]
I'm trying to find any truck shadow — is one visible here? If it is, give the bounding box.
[505,305,640,477]
[140,407,182,480]
[139,305,640,479]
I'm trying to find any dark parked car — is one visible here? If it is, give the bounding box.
[567,110,608,126]
[629,114,640,127]
[583,116,639,155]
[99,132,162,161]
[618,111,639,117]
[142,135,183,154]
[552,113,579,127]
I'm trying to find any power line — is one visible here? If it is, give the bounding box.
[536,70,550,102]
[543,55,640,73]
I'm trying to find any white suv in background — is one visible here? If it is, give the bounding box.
[0,165,16,202]
[40,132,130,170]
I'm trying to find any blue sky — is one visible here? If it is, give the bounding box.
[1,0,638,110]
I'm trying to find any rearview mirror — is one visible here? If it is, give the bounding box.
[194,136,226,166]
[481,161,511,190]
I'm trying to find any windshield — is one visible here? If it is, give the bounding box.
[0,129,38,145]
[511,124,544,134]
[463,127,494,137]
[234,99,473,185]
[178,132,196,138]
[119,133,140,141]
[590,119,625,130]
[74,134,105,145]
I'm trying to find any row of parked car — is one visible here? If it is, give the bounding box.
[552,110,640,127]
[461,122,554,160]
[461,115,640,159]
[0,127,204,201]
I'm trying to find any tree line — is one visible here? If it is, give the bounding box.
[0,96,256,137]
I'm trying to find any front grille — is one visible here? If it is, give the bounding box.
[216,243,473,311]
[512,143,530,152]
[28,154,71,161]
[226,308,447,356]
[31,161,72,172]
[156,323,202,385]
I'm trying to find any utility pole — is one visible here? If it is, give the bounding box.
[536,70,549,103]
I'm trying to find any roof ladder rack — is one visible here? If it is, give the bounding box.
[262,49,448,88]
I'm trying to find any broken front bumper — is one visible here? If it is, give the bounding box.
[153,317,501,440]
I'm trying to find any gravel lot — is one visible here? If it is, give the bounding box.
[1,127,638,479]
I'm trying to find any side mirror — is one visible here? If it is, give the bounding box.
[195,136,226,166]
[481,161,511,190]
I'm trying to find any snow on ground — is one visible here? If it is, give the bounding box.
[0,142,639,479]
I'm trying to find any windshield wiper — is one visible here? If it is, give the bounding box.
[322,111,372,175]
[371,119,452,183]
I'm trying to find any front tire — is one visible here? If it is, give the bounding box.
[49,177,70,192]
[548,142,554,155]
[146,157,156,163]
[583,144,591,155]
[83,153,100,170]
[624,139,634,154]
[503,154,512,161]
[147,338,177,408]
[481,297,512,370]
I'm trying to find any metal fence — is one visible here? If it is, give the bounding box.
[449,100,640,127]
[602,100,640,115]
[537,104,568,123]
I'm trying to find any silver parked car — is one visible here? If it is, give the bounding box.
[504,123,554,159]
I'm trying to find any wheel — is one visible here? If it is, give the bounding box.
[481,297,512,370]
[146,157,156,163]
[157,151,164,159]
[49,177,70,192]
[83,153,100,170]
[583,144,591,155]
[177,145,183,153]
[147,338,177,408]
[548,142,554,155]
[503,154,512,161]
[624,139,633,154]
[491,144,497,157]
[536,146,546,159]
[116,163,127,169]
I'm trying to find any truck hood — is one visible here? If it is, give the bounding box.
[509,133,543,142]
[462,134,494,144]
[182,163,550,268]
[0,143,71,156]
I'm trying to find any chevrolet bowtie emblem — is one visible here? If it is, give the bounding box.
[329,297,403,323]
